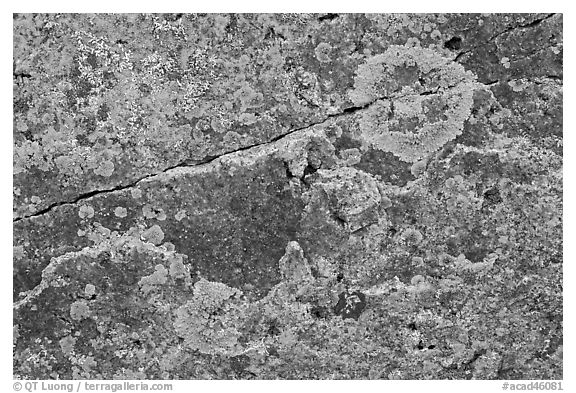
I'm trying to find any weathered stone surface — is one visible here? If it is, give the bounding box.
[14,13,562,380]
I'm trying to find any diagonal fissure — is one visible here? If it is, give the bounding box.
[13,106,362,223]
[13,82,461,224]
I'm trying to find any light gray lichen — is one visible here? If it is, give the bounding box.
[173,279,245,356]
[141,224,165,245]
[78,204,95,219]
[349,45,477,162]
[70,300,91,321]
[114,206,127,218]
[314,42,333,63]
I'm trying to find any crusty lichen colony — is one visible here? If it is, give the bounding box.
[14,13,562,379]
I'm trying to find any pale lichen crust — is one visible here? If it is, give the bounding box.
[350,45,477,162]
[13,13,562,380]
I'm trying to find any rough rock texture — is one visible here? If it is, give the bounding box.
[13,13,562,380]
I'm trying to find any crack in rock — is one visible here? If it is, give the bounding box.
[13,99,388,223]
[454,13,557,62]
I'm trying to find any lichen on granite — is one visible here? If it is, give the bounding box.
[13,13,562,380]
[350,45,477,163]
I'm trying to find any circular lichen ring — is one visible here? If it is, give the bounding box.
[349,45,477,163]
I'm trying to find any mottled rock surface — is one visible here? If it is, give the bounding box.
[14,13,562,380]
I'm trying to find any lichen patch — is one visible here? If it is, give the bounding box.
[78,204,95,219]
[349,45,477,162]
[140,224,165,245]
[114,206,128,218]
[84,284,96,297]
[94,160,115,177]
[70,300,91,321]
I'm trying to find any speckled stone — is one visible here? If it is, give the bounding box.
[14,13,562,380]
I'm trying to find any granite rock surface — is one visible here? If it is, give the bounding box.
[13,13,562,379]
